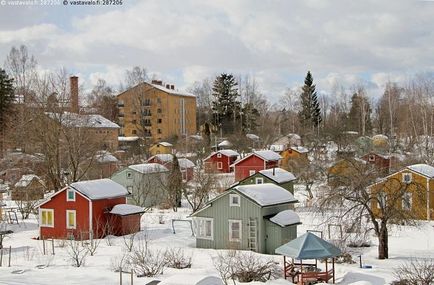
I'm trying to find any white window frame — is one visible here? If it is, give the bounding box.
[126,171,133,179]
[195,218,213,240]
[217,153,222,158]
[249,170,256,176]
[229,194,240,207]
[402,192,413,210]
[40,208,54,228]
[402,173,412,184]
[368,155,375,162]
[127,186,133,193]
[66,188,75,201]
[229,220,242,242]
[377,192,387,209]
[255,177,264,184]
[217,162,223,170]
[66,210,77,229]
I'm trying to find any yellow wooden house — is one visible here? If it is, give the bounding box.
[327,158,367,188]
[149,142,173,156]
[368,164,434,220]
[279,146,309,172]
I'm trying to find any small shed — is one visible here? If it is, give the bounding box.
[149,142,173,156]
[236,167,296,194]
[203,150,239,173]
[275,232,342,284]
[12,174,45,201]
[109,204,145,235]
[231,150,282,181]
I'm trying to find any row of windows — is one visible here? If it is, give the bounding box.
[40,209,76,229]
[377,192,413,210]
[195,218,241,242]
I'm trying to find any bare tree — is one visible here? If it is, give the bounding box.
[129,238,166,277]
[183,164,216,212]
[66,238,88,267]
[394,258,434,285]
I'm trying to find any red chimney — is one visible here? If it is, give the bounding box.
[70,76,79,113]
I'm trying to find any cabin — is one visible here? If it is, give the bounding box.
[279,146,309,172]
[236,168,296,194]
[149,142,173,156]
[203,150,239,173]
[111,163,169,207]
[37,179,144,239]
[147,154,195,181]
[327,158,367,188]
[361,152,391,174]
[85,151,119,179]
[368,164,434,220]
[231,150,282,182]
[12,174,45,201]
[191,183,299,254]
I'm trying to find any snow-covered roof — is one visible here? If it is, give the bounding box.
[128,163,169,174]
[254,150,282,161]
[189,135,203,141]
[219,150,239,157]
[47,112,119,128]
[407,164,434,179]
[149,154,174,163]
[70,179,128,200]
[0,183,9,193]
[234,183,297,206]
[196,276,224,285]
[372,134,389,140]
[149,82,196,97]
[95,151,118,163]
[269,144,285,152]
[269,210,300,227]
[290,146,309,154]
[109,204,145,216]
[178,158,195,168]
[118,136,140,142]
[14,174,43,188]
[246,133,260,141]
[259,168,296,183]
[218,140,232,147]
[158,142,173,147]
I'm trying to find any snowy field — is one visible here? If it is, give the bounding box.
[0,187,434,285]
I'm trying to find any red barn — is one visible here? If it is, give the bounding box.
[38,179,144,240]
[232,150,282,181]
[147,154,195,181]
[361,152,393,174]
[203,150,239,173]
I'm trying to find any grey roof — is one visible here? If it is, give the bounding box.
[275,232,342,259]
[179,158,195,168]
[128,163,169,174]
[47,112,119,129]
[407,164,434,178]
[70,179,128,200]
[14,174,43,188]
[254,150,282,161]
[259,168,296,183]
[269,210,300,227]
[95,151,118,163]
[110,204,145,216]
[234,183,297,206]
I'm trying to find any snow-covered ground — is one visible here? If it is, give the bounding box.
[1,186,434,285]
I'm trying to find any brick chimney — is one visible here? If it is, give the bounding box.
[70,76,79,113]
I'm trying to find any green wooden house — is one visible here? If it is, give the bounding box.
[111,163,169,207]
[191,183,300,254]
[236,167,296,194]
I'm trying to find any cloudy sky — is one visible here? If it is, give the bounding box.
[1,0,434,102]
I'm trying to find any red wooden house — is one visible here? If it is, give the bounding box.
[147,154,195,181]
[231,150,282,181]
[203,149,239,173]
[361,152,394,174]
[38,179,144,240]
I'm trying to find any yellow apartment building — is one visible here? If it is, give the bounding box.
[117,80,196,142]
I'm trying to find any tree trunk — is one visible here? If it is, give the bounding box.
[378,223,388,259]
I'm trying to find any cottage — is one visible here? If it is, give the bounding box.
[231,150,281,181]
[12,174,45,201]
[191,183,299,254]
[203,150,239,173]
[327,158,367,188]
[147,154,195,181]
[149,142,173,156]
[279,146,309,172]
[111,163,169,207]
[236,168,296,194]
[38,179,143,239]
[85,151,119,179]
[361,152,402,174]
[368,164,434,220]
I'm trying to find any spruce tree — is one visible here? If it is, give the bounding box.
[0,68,14,157]
[298,71,322,131]
[211,73,240,134]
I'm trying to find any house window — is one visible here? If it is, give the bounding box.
[66,210,76,229]
[402,192,412,210]
[249,170,256,176]
[217,162,223,169]
[402,173,412,184]
[126,172,133,179]
[217,153,222,158]
[195,218,213,240]
[229,194,240,207]
[158,119,162,124]
[132,130,137,135]
[157,108,162,113]
[229,220,242,242]
[255,177,264,184]
[67,189,75,201]
[368,155,375,162]
[377,192,387,209]
[40,209,54,227]
[158,129,162,134]
[157,98,161,103]
[127,186,133,193]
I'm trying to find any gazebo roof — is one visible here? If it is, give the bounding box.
[275,232,342,259]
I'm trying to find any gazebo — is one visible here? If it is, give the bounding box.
[275,232,342,284]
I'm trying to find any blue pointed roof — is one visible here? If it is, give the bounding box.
[275,232,342,259]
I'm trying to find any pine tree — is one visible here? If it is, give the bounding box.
[298,71,322,131]
[0,68,14,157]
[211,73,240,134]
